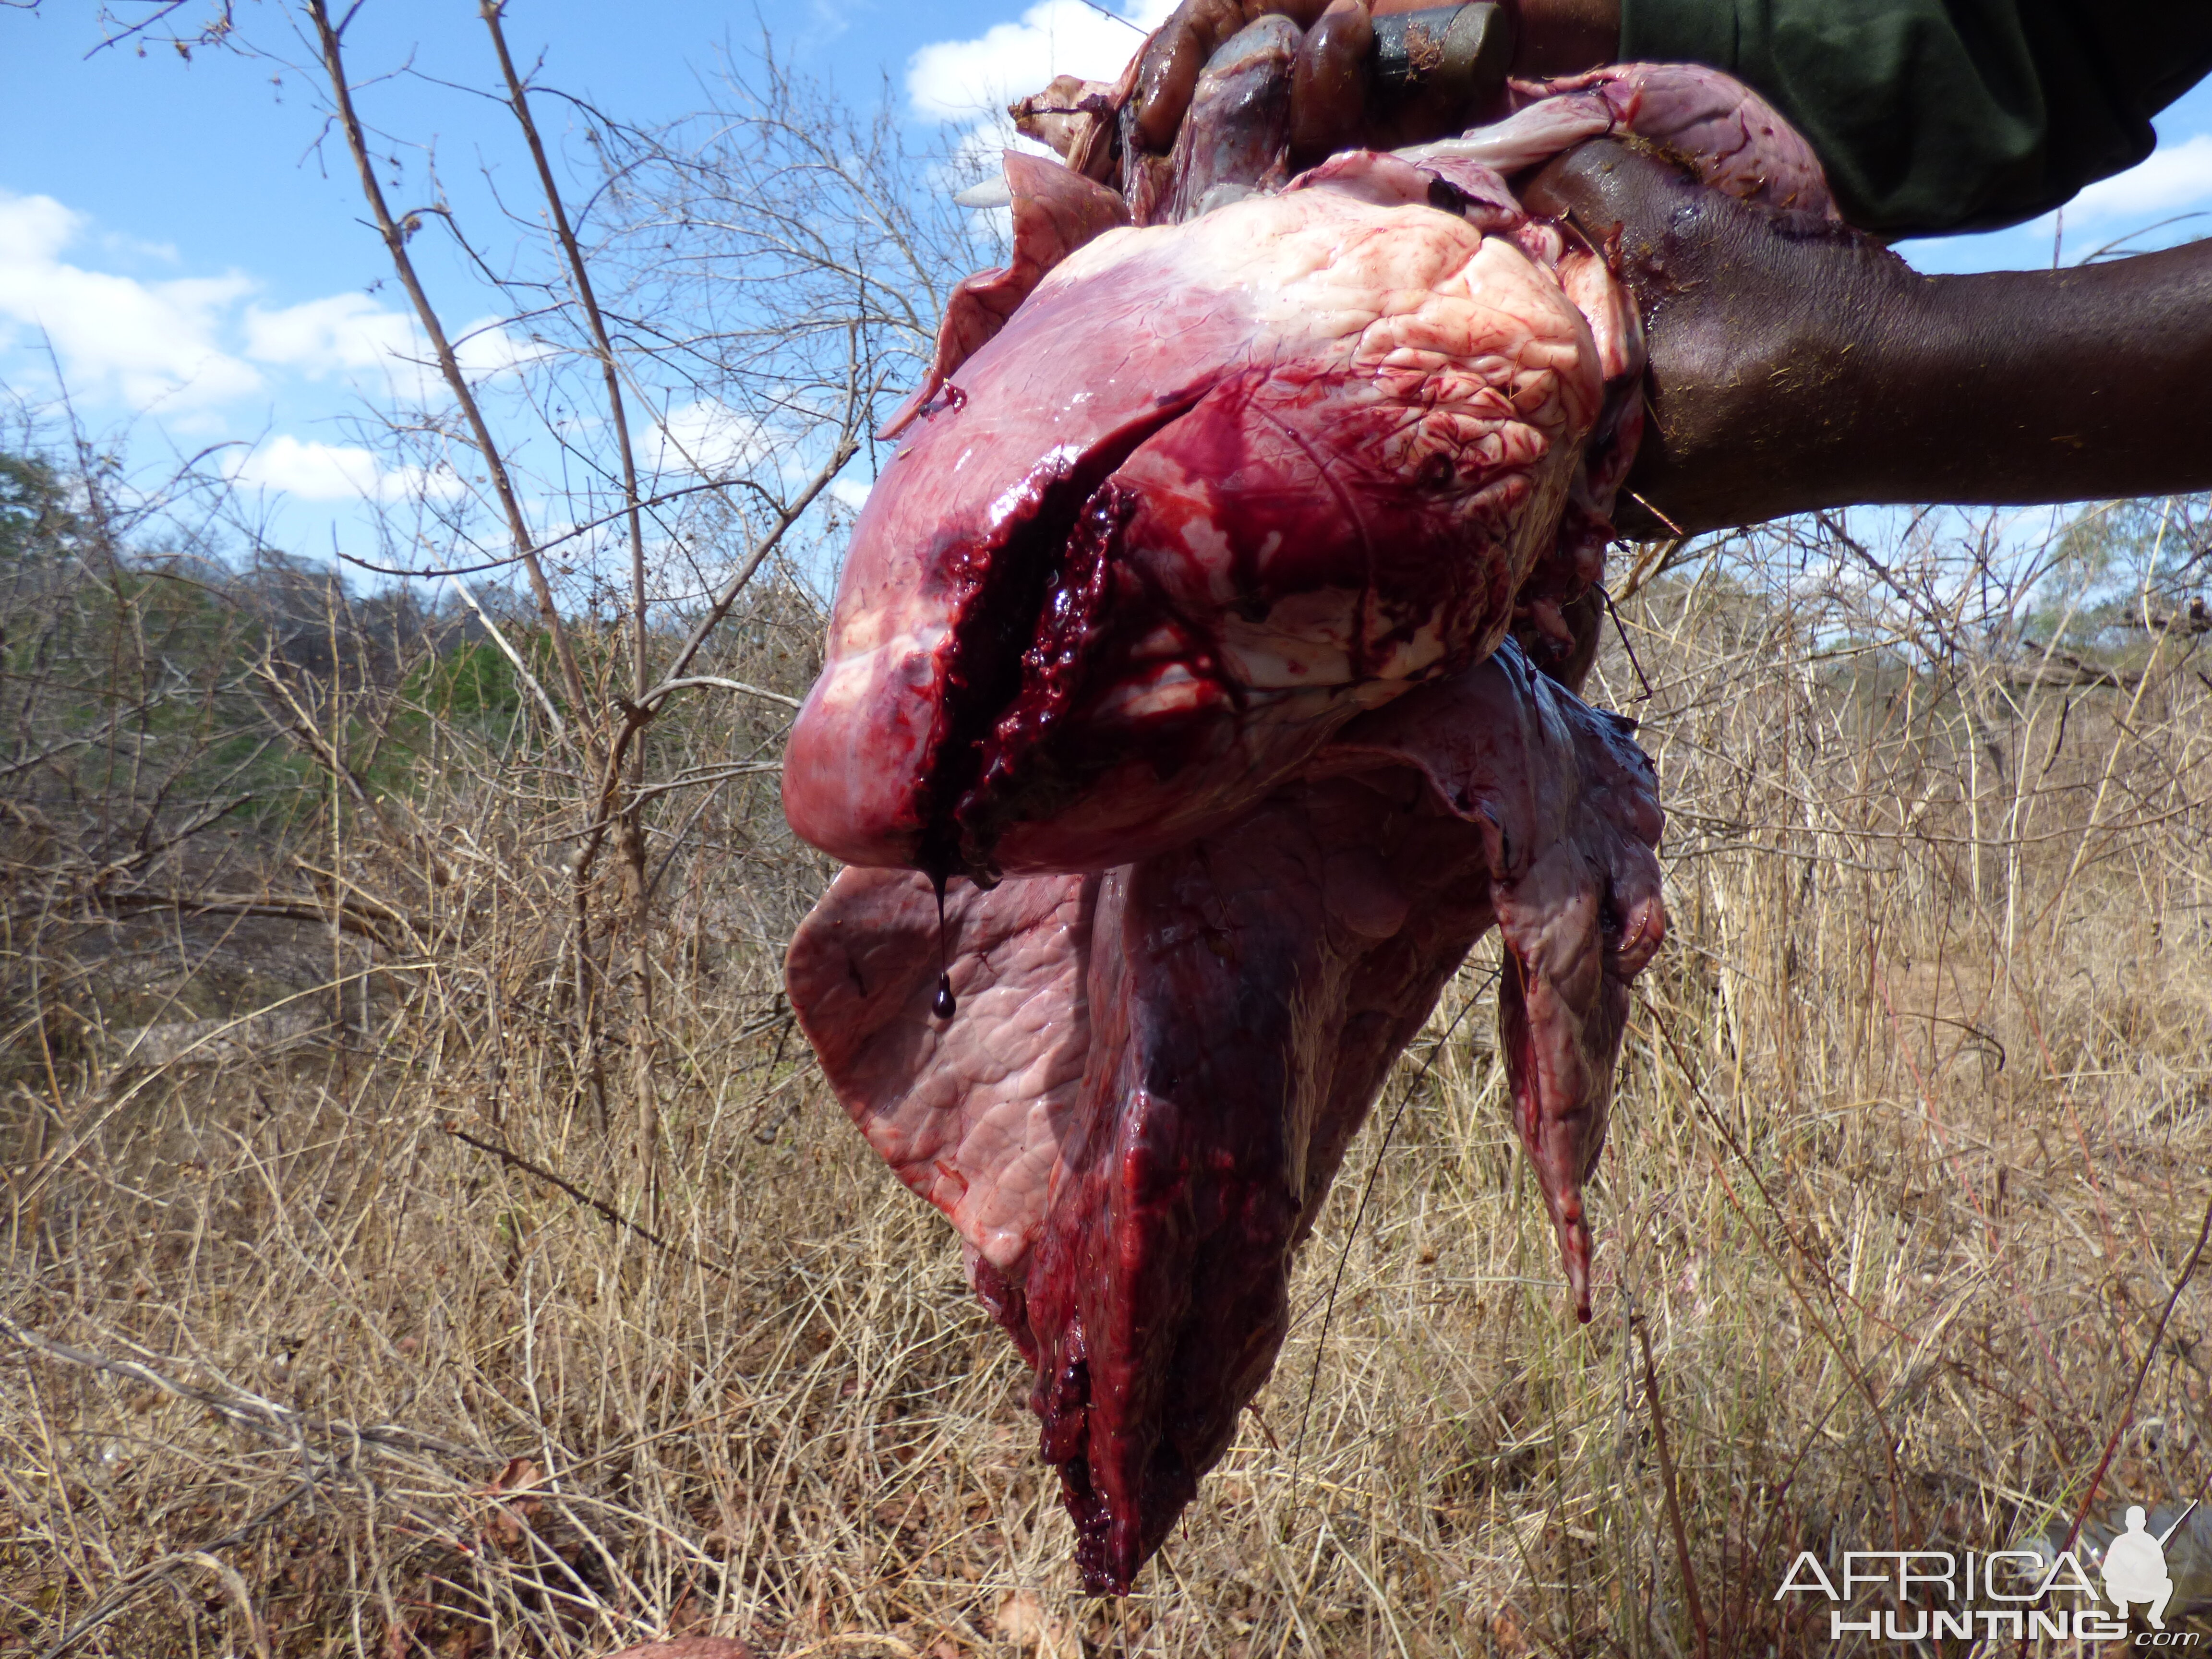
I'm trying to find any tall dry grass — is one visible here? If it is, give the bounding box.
[5,503,2211,1659]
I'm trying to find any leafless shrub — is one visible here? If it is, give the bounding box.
[3,10,2208,1655]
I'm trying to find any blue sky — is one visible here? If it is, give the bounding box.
[6,0,2212,558]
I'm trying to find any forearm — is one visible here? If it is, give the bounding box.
[1531,141,2212,535]
[1858,246,2212,509]
[1632,241,2212,533]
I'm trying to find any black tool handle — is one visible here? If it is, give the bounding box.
[1370,3,1511,106]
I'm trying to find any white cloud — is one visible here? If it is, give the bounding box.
[245,291,415,377]
[653,398,770,477]
[228,434,459,504]
[451,319,541,385]
[906,0,1168,126]
[229,435,389,501]
[97,230,180,264]
[245,293,522,407]
[801,0,851,45]
[0,187,433,418]
[2068,133,2212,223]
[0,189,262,409]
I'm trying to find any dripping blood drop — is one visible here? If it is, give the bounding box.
[931,871,957,1021]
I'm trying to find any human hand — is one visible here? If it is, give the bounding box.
[1122,0,1542,167]
[1522,139,1913,535]
[1123,0,1328,157]
[1525,137,2212,530]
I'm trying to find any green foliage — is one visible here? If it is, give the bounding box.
[407,638,525,722]
[2036,492,2212,648]
[3,451,428,847]
[0,452,81,566]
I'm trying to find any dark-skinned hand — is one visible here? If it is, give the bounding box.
[1526,140,2212,534]
[1111,10,2212,531]
[1126,0,1621,165]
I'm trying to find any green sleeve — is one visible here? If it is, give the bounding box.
[1618,0,2212,237]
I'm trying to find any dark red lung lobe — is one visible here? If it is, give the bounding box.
[788,646,1668,1596]
[995,775,1501,1593]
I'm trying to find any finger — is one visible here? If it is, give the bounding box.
[1289,1,1373,162]
[1521,137,1695,246]
[1133,0,1253,154]
[1132,0,1334,154]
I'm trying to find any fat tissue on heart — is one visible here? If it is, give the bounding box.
[785,145,1629,879]
[782,50,1831,1593]
[784,61,1830,881]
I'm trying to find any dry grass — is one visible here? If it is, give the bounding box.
[5,510,2212,1658]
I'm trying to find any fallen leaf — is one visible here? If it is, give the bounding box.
[477,1457,544,1548]
[993,1591,1044,1644]
[485,1457,541,1495]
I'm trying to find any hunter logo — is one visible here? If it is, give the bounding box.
[1775,1499,2203,1645]
[2106,1506,2182,1630]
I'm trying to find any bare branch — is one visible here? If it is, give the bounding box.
[0,1306,478,1460]
[650,332,865,702]
[440,1122,732,1277]
[443,573,567,741]
[303,0,593,742]
[481,0,651,707]
[647,675,801,710]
